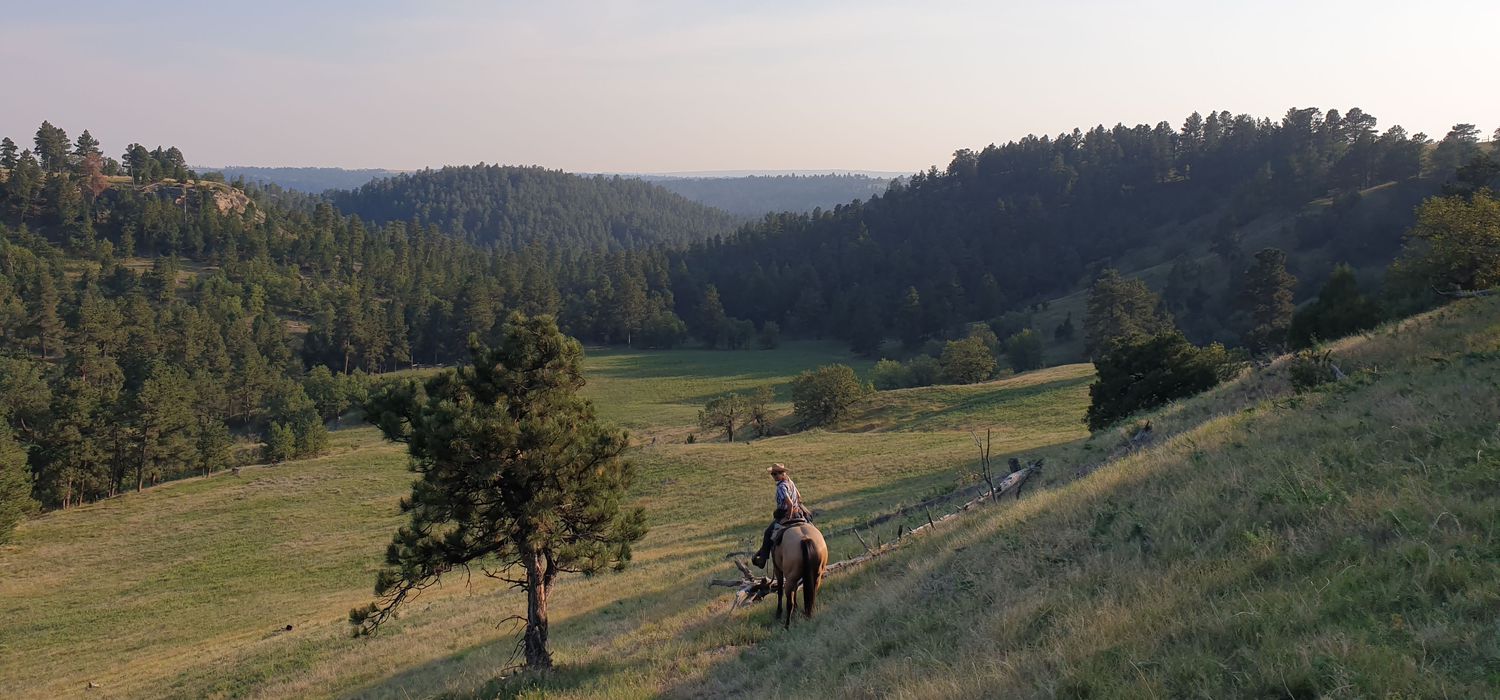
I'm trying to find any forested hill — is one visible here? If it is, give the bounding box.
[329,164,741,251]
[644,173,895,218]
[680,111,1489,351]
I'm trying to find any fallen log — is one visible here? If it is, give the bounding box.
[711,459,1044,606]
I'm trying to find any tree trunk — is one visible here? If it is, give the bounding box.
[523,551,553,669]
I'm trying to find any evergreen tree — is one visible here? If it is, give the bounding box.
[0,425,36,544]
[694,284,727,348]
[262,422,296,463]
[134,363,199,491]
[0,137,17,171]
[33,121,70,173]
[1240,248,1297,353]
[352,314,647,669]
[1084,269,1171,358]
[1086,331,1241,431]
[896,286,925,348]
[1053,312,1076,341]
[1288,265,1381,348]
[72,130,102,159]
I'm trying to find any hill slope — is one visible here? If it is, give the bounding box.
[672,295,1500,698]
[330,165,742,251]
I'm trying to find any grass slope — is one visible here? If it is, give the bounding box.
[0,342,1084,699]
[673,296,1500,698]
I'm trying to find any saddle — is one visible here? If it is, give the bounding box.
[771,515,811,547]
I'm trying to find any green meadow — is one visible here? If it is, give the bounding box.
[2,297,1497,698]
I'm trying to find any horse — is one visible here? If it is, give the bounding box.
[771,522,828,629]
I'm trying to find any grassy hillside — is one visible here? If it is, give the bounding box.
[672,296,1500,698]
[4,297,1493,698]
[0,343,1089,698]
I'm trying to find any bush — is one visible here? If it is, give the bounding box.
[1085,331,1243,431]
[905,354,942,387]
[871,359,908,390]
[640,309,689,349]
[1004,329,1045,372]
[940,336,996,384]
[791,364,868,427]
[1287,349,1342,393]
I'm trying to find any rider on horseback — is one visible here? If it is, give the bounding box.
[752,463,810,568]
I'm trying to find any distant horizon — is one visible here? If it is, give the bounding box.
[200,164,911,179]
[6,2,1497,172]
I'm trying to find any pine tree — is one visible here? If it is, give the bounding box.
[27,271,63,360]
[1240,248,1297,353]
[896,286,925,348]
[1288,265,1382,348]
[33,121,70,173]
[0,137,17,171]
[134,363,199,491]
[72,130,102,159]
[0,425,36,544]
[1083,269,1172,358]
[694,284,727,348]
[352,313,647,669]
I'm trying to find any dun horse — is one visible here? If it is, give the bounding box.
[772,522,828,628]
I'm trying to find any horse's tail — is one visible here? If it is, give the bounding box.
[800,537,820,618]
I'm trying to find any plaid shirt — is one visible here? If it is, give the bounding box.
[775,478,807,521]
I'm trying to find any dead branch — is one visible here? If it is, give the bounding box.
[1433,285,1497,299]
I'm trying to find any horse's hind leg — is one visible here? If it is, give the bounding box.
[775,574,783,620]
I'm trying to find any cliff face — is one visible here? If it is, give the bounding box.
[137,181,259,219]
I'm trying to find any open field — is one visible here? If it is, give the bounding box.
[0,341,1086,698]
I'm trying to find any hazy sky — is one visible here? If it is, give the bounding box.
[4,1,1496,173]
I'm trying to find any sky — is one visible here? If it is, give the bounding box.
[3,0,1496,173]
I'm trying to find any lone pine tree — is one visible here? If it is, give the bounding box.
[351,313,646,669]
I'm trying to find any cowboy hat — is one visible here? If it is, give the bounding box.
[767,463,788,475]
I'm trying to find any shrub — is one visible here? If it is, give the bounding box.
[940,336,996,384]
[871,359,908,390]
[1085,331,1243,431]
[791,364,867,427]
[905,354,942,387]
[1287,349,1343,393]
[640,310,688,349]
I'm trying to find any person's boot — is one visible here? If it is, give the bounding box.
[751,534,772,568]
